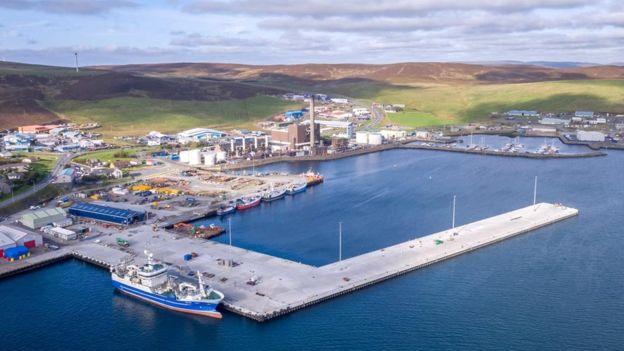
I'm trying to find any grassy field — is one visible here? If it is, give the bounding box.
[0,153,58,202]
[46,95,301,136]
[344,80,624,128]
[73,147,157,165]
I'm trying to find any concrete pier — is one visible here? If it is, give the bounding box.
[37,202,577,321]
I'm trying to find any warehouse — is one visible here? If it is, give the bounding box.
[50,227,78,241]
[0,225,42,248]
[20,207,67,229]
[577,130,605,142]
[68,202,146,225]
[0,232,16,257]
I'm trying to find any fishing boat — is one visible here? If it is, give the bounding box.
[304,170,324,186]
[286,182,307,195]
[216,204,236,216]
[111,251,224,318]
[262,188,287,202]
[193,224,225,239]
[235,196,261,210]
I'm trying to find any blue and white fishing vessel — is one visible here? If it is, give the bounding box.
[111,251,224,318]
[286,182,307,195]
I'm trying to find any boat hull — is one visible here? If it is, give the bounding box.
[235,199,261,210]
[286,186,307,195]
[216,207,236,215]
[112,280,222,318]
[262,193,286,202]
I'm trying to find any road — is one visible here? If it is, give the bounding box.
[0,153,71,208]
[365,103,385,131]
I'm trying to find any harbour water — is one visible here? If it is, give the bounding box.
[2,135,624,350]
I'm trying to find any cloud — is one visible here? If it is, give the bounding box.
[183,0,590,17]
[0,0,137,15]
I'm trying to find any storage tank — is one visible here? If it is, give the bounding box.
[368,133,383,145]
[179,150,190,163]
[188,149,202,165]
[355,131,369,144]
[216,151,227,163]
[203,152,216,166]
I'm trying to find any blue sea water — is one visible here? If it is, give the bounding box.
[2,136,624,350]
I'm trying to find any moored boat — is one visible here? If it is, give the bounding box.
[216,204,236,216]
[286,182,307,195]
[111,251,224,318]
[262,188,287,202]
[235,195,261,210]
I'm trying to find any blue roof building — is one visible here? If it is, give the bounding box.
[68,202,146,225]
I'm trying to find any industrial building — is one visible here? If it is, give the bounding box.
[380,129,407,140]
[49,227,78,241]
[577,130,605,142]
[68,202,146,225]
[0,232,16,257]
[177,128,227,145]
[0,225,42,248]
[270,124,319,150]
[20,207,67,229]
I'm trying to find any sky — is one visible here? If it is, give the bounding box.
[0,0,623,67]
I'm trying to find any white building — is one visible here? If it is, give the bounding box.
[0,225,42,248]
[352,107,370,116]
[330,98,349,104]
[577,130,605,142]
[50,227,77,241]
[177,128,227,145]
[380,129,407,140]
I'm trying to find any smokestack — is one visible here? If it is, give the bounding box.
[309,95,315,153]
[74,52,79,72]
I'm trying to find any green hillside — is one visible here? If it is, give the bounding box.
[355,80,624,128]
[46,95,301,136]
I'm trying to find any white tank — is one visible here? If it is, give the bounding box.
[188,149,202,165]
[179,150,190,163]
[368,133,383,145]
[355,131,369,144]
[216,151,227,162]
[203,152,216,166]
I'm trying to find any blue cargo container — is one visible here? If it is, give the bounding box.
[171,154,180,161]
[4,246,29,260]
[183,254,193,261]
[68,202,146,225]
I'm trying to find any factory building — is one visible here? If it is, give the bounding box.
[177,128,227,145]
[577,130,605,142]
[0,225,42,249]
[0,232,16,257]
[380,129,407,140]
[20,207,67,229]
[270,124,319,150]
[68,202,146,225]
[302,119,354,138]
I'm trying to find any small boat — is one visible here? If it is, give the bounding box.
[304,170,324,186]
[286,182,307,195]
[216,204,236,216]
[235,196,261,210]
[193,224,225,239]
[262,188,287,202]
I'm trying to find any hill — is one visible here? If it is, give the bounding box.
[0,61,293,133]
[2,61,624,132]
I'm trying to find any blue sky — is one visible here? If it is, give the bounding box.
[1,0,623,66]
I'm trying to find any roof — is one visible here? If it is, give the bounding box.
[69,202,144,221]
[0,232,16,248]
[0,225,31,242]
[21,207,66,222]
